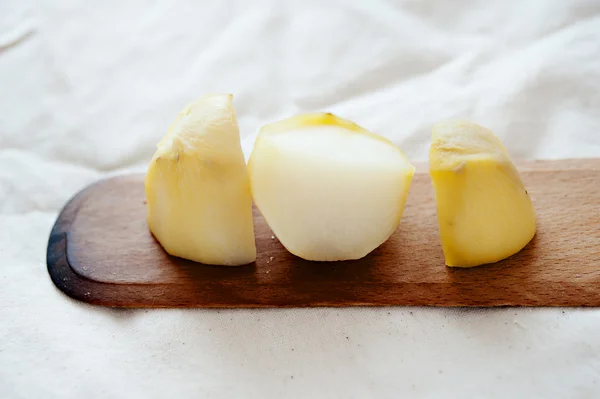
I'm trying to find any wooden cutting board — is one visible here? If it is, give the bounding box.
[47,159,600,308]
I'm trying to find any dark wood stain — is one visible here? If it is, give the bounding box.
[47,159,600,307]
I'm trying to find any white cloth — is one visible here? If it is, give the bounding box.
[2,1,600,398]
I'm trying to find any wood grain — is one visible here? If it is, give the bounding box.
[47,159,600,307]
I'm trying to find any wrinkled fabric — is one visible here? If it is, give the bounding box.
[1,1,600,398]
